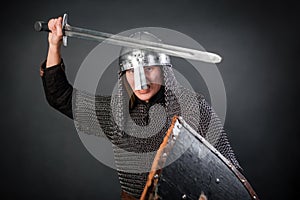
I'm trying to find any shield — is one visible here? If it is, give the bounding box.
[141,116,259,200]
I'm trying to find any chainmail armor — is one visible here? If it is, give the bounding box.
[72,64,242,199]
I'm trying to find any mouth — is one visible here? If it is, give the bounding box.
[136,84,151,94]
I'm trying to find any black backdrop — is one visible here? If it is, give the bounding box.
[1,0,299,199]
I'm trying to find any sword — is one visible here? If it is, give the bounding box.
[34,13,222,63]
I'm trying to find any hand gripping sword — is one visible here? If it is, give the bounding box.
[34,13,222,64]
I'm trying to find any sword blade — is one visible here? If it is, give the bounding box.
[65,24,222,63]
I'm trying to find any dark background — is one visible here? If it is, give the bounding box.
[1,0,299,199]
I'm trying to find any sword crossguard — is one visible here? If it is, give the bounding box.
[62,13,68,46]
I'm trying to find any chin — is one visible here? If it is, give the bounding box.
[136,94,151,102]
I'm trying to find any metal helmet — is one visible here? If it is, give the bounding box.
[119,31,171,90]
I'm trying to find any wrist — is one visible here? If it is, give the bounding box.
[48,44,61,54]
[46,45,62,68]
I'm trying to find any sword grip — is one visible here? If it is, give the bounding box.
[34,21,50,32]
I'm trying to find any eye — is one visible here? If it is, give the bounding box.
[145,66,153,71]
[127,68,134,74]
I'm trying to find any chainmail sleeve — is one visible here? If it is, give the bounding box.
[72,90,113,138]
[196,94,243,171]
[40,59,110,137]
[162,65,242,171]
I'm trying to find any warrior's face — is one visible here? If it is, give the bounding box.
[125,66,163,103]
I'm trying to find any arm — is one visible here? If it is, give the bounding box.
[196,94,243,172]
[40,16,73,119]
[39,16,111,136]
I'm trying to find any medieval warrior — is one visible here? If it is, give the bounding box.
[39,16,243,199]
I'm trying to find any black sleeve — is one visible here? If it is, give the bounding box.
[40,59,73,119]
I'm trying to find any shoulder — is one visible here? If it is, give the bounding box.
[177,85,206,103]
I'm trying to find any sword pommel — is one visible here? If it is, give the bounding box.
[34,21,50,32]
